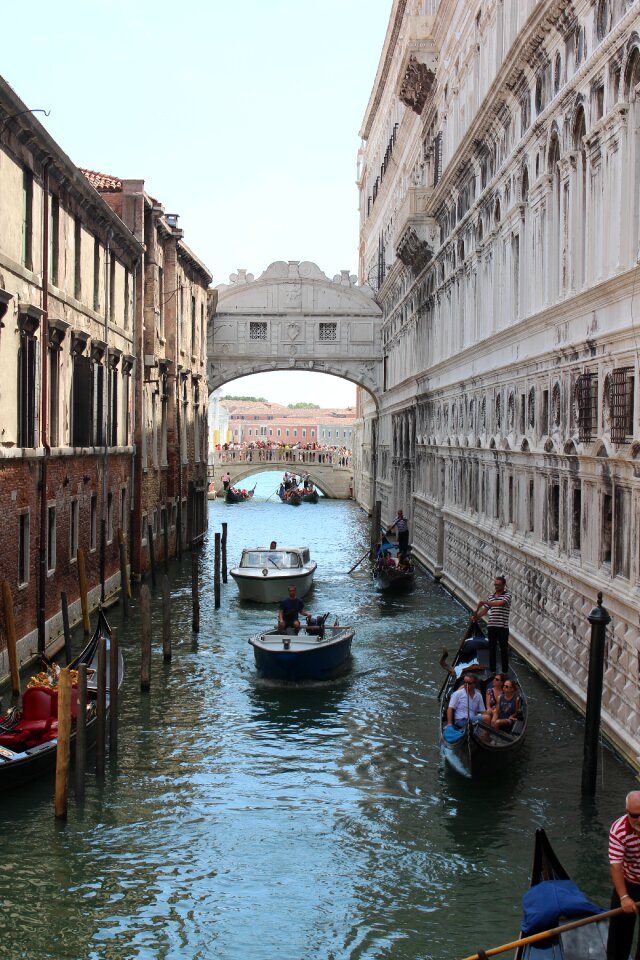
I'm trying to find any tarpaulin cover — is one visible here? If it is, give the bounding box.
[521,879,604,935]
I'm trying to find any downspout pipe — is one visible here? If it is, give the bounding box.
[38,158,52,653]
[129,257,140,574]
[100,229,113,601]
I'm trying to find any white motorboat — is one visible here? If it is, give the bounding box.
[230,546,317,602]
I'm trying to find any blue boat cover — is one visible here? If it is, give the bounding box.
[442,724,466,744]
[521,879,604,935]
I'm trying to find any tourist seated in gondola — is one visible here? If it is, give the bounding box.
[491,678,521,730]
[396,553,412,572]
[485,672,506,712]
[278,585,310,635]
[447,674,485,728]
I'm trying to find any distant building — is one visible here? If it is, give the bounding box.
[84,174,213,572]
[216,400,354,446]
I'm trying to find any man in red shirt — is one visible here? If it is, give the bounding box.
[607,791,640,960]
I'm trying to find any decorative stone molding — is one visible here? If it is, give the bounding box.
[107,346,122,368]
[399,55,436,114]
[48,317,70,350]
[395,16,438,116]
[18,302,44,335]
[0,287,13,325]
[396,227,432,272]
[70,330,89,355]
[90,339,107,363]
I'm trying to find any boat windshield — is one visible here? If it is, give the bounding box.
[240,551,301,568]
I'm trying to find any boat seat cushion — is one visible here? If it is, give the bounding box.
[22,686,58,721]
[521,879,604,935]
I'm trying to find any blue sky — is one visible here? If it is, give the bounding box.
[3,0,391,405]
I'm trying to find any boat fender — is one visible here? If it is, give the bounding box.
[262,568,268,576]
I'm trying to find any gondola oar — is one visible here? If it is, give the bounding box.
[348,548,371,574]
[460,901,632,960]
[265,486,280,503]
[437,618,475,700]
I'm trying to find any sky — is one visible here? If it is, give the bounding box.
[3,0,392,408]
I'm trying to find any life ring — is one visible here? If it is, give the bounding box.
[262,568,269,577]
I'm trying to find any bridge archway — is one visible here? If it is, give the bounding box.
[208,261,382,404]
[212,455,353,499]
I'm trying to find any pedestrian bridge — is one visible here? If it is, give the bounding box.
[208,261,382,401]
[211,449,353,499]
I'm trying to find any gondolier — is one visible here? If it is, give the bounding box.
[221,471,231,490]
[606,792,640,960]
[388,509,409,554]
[473,575,512,673]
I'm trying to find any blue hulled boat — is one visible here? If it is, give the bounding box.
[248,617,353,681]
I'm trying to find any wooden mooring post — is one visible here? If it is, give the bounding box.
[370,500,382,557]
[221,522,228,584]
[77,548,91,634]
[2,580,21,696]
[75,663,88,799]
[140,584,152,691]
[117,529,129,616]
[162,575,172,661]
[147,523,157,590]
[61,591,72,665]
[54,667,72,819]
[214,532,221,609]
[109,627,119,754]
[582,592,611,795]
[191,552,200,633]
[96,635,107,776]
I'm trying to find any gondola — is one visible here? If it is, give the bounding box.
[225,483,256,504]
[249,615,354,681]
[439,622,527,777]
[278,487,302,506]
[300,489,319,504]
[0,608,124,792]
[515,829,607,959]
[373,543,415,592]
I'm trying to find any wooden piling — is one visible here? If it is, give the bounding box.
[75,662,87,799]
[96,635,107,775]
[148,523,157,590]
[370,500,382,557]
[109,627,119,754]
[118,528,132,599]
[54,667,72,819]
[117,531,129,617]
[77,548,91,634]
[140,584,152,690]
[214,532,221,610]
[221,522,228,584]
[163,518,169,573]
[61,591,72,665]
[191,552,200,632]
[162,575,172,661]
[2,581,20,696]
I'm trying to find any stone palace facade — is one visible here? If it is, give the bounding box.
[354,0,640,766]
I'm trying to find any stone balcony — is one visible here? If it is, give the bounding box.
[394,187,439,273]
[396,16,438,115]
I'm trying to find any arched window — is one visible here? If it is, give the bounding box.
[624,47,640,262]
[596,1,610,42]
[521,166,530,202]
[547,132,562,300]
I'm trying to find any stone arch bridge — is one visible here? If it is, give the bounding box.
[208,261,382,402]
[211,450,353,499]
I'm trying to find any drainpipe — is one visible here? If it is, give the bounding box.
[38,159,52,653]
[129,257,139,574]
[176,373,183,559]
[101,229,113,601]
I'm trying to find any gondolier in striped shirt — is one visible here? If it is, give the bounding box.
[473,575,512,674]
[607,792,640,960]
[388,509,409,554]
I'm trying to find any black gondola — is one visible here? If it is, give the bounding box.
[300,489,319,503]
[439,622,527,777]
[225,484,256,503]
[515,829,607,959]
[0,608,124,792]
[373,542,415,592]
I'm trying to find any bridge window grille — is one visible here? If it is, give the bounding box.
[576,372,598,442]
[611,367,634,443]
[249,321,267,340]
[319,323,337,342]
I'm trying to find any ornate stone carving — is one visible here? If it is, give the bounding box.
[396,227,432,273]
[399,55,436,114]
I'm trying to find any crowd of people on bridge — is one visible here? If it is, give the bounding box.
[214,440,351,466]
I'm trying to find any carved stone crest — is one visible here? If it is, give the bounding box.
[287,323,301,341]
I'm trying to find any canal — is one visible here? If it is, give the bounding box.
[0,473,636,960]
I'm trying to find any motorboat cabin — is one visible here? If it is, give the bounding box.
[230,546,317,602]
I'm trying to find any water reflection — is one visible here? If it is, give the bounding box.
[0,473,636,960]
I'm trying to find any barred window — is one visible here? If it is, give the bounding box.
[576,372,598,443]
[611,367,634,443]
[249,322,267,340]
[319,323,337,342]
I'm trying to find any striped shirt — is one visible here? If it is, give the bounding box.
[487,591,512,629]
[609,815,640,882]
[392,516,408,533]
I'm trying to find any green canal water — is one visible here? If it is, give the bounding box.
[0,472,636,960]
